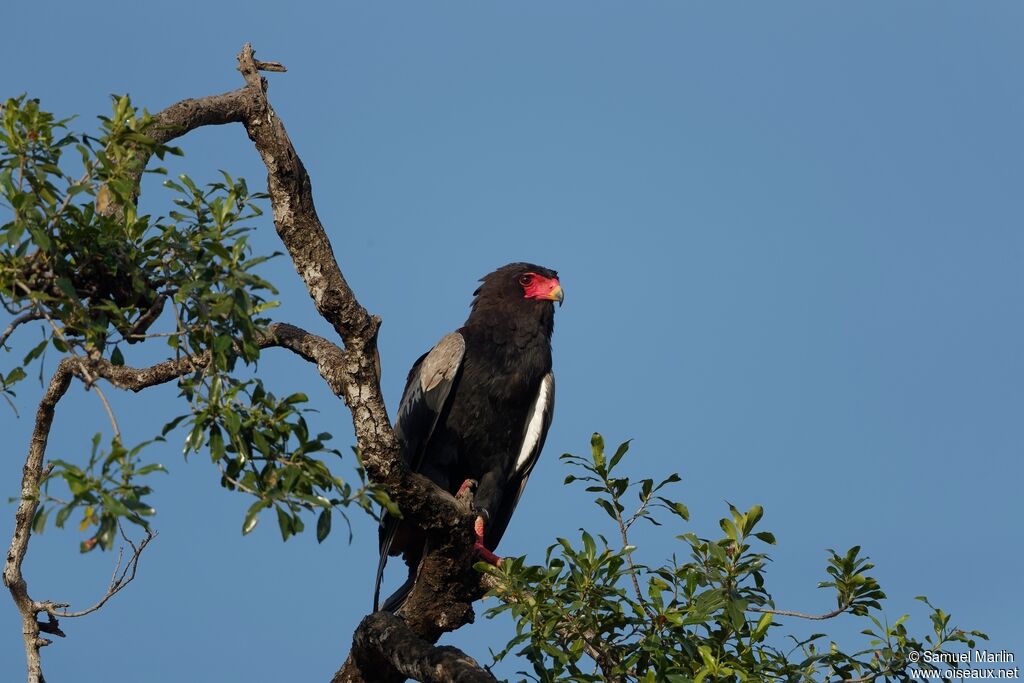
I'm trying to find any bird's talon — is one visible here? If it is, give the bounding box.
[473,540,502,566]
[456,479,476,499]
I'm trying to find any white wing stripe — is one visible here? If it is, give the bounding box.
[515,374,553,474]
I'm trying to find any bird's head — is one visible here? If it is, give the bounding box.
[472,263,563,312]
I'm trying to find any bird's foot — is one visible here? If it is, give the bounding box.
[456,478,477,499]
[473,515,502,566]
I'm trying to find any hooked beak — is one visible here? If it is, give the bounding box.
[546,282,564,307]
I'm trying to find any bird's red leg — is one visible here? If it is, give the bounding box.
[454,479,501,565]
[473,516,502,566]
[455,479,475,499]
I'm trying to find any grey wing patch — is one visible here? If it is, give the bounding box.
[419,332,465,393]
[394,332,465,471]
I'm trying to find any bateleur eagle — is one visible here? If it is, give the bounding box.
[374,262,563,612]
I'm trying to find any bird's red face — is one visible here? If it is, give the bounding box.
[518,272,564,306]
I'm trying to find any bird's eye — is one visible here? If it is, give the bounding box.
[518,274,533,287]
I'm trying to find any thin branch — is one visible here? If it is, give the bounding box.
[253,59,287,73]
[73,321,350,395]
[45,527,155,618]
[90,383,122,443]
[3,359,75,683]
[0,310,43,348]
[123,293,167,344]
[258,322,350,396]
[47,170,92,231]
[217,464,259,496]
[749,602,849,621]
[613,500,654,621]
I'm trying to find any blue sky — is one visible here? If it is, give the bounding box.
[3,2,1022,680]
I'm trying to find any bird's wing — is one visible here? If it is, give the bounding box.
[486,371,555,548]
[393,331,465,473]
[374,332,465,611]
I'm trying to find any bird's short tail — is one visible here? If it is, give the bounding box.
[373,520,398,611]
[380,575,416,612]
[374,518,426,613]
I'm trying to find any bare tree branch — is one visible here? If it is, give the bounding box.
[0,310,42,348]
[748,603,849,621]
[341,612,498,683]
[3,358,75,683]
[71,321,330,392]
[42,527,155,619]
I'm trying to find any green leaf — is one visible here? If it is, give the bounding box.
[316,509,332,543]
[242,501,262,535]
[22,339,48,364]
[591,432,605,469]
[744,504,763,533]
[275,506,292,541]
[751,612,773,642]
[609,439,631,471]
[54,276,78,300]
[161,414,187,437]
[31,506,48,534]
[209,426,225,461]
[3,366,26,386]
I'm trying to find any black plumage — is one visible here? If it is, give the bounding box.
[374,262,562,612]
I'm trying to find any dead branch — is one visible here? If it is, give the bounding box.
[3,358,75,683]
[43,527,156,619]
[0,310,43,348]
[748,603,849,621]
[339,612,498,683]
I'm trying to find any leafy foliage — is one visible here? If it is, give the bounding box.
[483,434,986,682]
[37,433,164,552]
[1,95,378,549]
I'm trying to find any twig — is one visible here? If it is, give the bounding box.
[217,464,259,496]
[0,310,43,348]
[749,603,849,621]
[253,59,287,73]
[90,383,122,443]
[32,305,122,440]
[47,170,92,232]
[123,293,167,343]
[45,526,155,618]
[613,501,654,621]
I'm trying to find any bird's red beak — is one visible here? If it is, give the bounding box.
[525,276,564,306]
